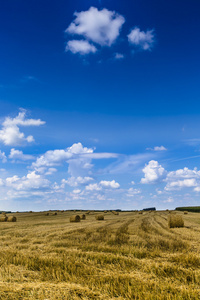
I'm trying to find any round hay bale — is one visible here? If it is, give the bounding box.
[168,215,184,228]
[112,211,119,215]
[53,212,57,215]
[0,215,7,222]
[7,216,17,222]
[138,211,143,214]
[184,211,188,214]
[80,214,86,220]
[70,215,81,222]
[29,211,33,213]
[61,210,64,213]
[95,215,104,220]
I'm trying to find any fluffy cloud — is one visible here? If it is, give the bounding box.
[0,151,7,163]
[165,178,197,191]
[66,40,97,55]
[141,160,166,184]
[85,183,102,191]
[5,171,50,191]
[33,143,93,169]
[100,180,120,189]
[126,187,141,197]
[9,148,35,161]
[62,176,94,187]
[128,27,154,50]
[85,180,120,191]
[66,7,125,52]
[165,167,200,191]
[0,109,45,146]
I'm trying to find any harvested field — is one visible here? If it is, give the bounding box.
[0,210,200,299]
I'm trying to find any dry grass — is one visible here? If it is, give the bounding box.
[0,210,200,299]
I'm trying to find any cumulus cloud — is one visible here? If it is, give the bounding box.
[128,27,154,50]
[100,180,120,189]
[141,160,166,184]
[126,187,141,197]
[62,176,94,187]
[165,178,197,191]
[0,150,7,163]
[66,40,97,55]
[9,148,35,161]
[5,171,50,191]
[33,143,117,178]
[66,7,125,46]
[0,109,45,146]
[85,183,102,191]
[66,7,125,54]
[165,167,200,191]
[32,143,93,169]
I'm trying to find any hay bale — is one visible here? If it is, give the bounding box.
[7,216,17,222]
[70,215,81,222]
[61,210,64,213]
[29,211,33,213]
[80,214,86,220]
[168,215,184,228]
[104,210,107,213]
[53,212,57,215]
[95,215,104,220]
[0,215,7,222]
[139,211,143,214]
[112,211,119,215]
[184,211,188,214]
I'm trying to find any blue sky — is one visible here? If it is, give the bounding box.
[0,0,200,211]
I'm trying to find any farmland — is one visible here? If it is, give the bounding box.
[0,210,200,299]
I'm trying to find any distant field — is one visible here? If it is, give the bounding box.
[0,210,200,299]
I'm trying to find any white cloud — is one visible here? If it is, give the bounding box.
[9,148,35,161]
[33,143,93,169]
[85,183,102,191]
[66,40,97,55]
[73,189,81,194]
[163,197,174,203]
[66,7,125,46]
[114,53,124,60]
[45,168,57,176]
[62,176,94,187]
[5,171,50,191]
[165,167,200,191]
[128,27,154,50]
[141,160,166,184]
[167,167,200,180]
[100,180,120,189]
[0,150,7,163]
[0,109,45,146]
[165,178,197,191]
[147,146,167,151]
[126,187,141,197]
